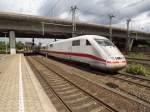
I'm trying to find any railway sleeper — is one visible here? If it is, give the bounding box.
[57,89,79,95]
[65,96,89,104]
[54,86,74,91]
[62,92,83,99]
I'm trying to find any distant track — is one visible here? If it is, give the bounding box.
[127,58,150,65]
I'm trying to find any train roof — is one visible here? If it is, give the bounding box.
[48,35,108,45]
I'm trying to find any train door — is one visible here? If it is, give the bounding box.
[71,39,81,62]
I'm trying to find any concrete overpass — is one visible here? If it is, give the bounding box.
[0,12,150,54]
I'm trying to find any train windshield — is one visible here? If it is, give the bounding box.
[95,39,115,46]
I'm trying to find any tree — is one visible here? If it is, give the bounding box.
[0,41,5,50]
[16,41,24,50]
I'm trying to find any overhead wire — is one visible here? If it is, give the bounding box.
[46,0,148,32]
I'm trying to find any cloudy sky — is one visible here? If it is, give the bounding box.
[0,0,150,44]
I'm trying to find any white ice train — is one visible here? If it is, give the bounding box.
[45,35,127,71]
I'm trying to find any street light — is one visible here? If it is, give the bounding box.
[3,32,8,54]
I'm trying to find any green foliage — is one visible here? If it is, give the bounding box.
[0,41,25,53]
[126,64,149,76]
[0,41,6,50]
[16,41,24,50]
[128,53,147,59]
[0,41,8,53]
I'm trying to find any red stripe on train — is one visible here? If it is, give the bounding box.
[43,50,126,64]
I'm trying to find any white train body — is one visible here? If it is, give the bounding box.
[45,35,127,71]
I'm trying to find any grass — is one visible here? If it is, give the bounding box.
[126,64,149,76]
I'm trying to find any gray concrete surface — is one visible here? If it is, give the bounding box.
[9,31,16,54]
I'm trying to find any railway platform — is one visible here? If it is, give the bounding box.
[0,54,57,112]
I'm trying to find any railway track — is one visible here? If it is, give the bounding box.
[27,56,118,112]
[115,72,150,87]
[27,55,150,112]
[109,73,150,104]
[125,52,150,60]
[69,61,150,105]
[125,52,150,67]
[26,57,71,112]
[37,54,150,106]
[127,58,150,66]
[66,66,150,106]
[69,66,150,105]
[76,66,150,105]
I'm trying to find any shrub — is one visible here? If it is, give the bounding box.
[126,64,149,76]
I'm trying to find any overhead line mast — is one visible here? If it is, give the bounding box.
[126,18,131,53]
[71,5,78,37]
[109,14,115,41]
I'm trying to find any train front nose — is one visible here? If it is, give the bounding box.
[106,59,127,71]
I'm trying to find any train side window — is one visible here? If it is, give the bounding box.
[50,44,53,47]
[86,40,91,46]
[72,40,80,46]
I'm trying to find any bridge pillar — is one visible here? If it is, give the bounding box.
[9,31,16,54]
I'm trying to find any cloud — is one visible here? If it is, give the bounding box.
[0,0,42,15]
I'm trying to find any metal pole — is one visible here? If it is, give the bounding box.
[41,22,45,36]
[109,15,115,41]
[126,19,131,53]
[32,38,35,52]
[3,32,8,54]
[71,6,77,37]
[46,53,47,59]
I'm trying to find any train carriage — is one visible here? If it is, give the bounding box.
[45,35,127,71]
